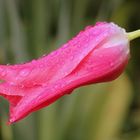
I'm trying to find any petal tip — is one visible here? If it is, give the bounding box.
[8,117,16,124]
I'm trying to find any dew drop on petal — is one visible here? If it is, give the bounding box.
[21,85,24,88]
[42,83,47,87]
[9,82,16,85]
[33,82,37,86]
[31,60,36,64]
[1,71,6,77]
[42,54,46,57]
[99,54,103,58]
[9,116,16,123]
[119,47,123,51]
[109,62,114,67]
[54,85,58,89]
[19,69,30,77]
[39,64,44,68]
[70,56,74,60]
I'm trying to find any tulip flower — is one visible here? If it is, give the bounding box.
[0,22,139,124]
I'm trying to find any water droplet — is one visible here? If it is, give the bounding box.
[110,62,114,67]
[9,117,16,123]
[70,56,74,60]
[39,64,44,68]
[1,71,6,76]
[99,54,103,58]
[85,26,92,30]
[37,95,42,101]
[62,83,67,88]
[15,77,19,81]
[0,68,2,72]
[31,60,36,64]
[42,83,47,87]
[118,47,124,52]
[21,85,24,88]
[42,54,46,57]
[32,82,37,86]
[86,66,94,71]
[19,69,30,77]
[54,85,58,89]
[9,82,16,85]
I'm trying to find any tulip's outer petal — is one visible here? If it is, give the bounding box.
[0,22,126,87]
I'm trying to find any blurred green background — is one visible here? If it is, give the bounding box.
[0,0,140,140]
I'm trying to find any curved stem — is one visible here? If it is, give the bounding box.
[127,29,140,41]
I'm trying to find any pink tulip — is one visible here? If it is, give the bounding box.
[0,22,130,124]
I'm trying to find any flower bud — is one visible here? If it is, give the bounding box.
[0,22,130,123]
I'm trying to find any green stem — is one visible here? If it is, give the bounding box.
[127,29,140,41]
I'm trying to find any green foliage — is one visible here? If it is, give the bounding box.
[0,0,140,140]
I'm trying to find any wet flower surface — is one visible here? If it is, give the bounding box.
[0,22,130,123]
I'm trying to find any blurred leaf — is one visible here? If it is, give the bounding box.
[111,1,136,28]
[5,0,28,63]
[90,74,133,140]
[38,103,58,140]
[1,115,13,140]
